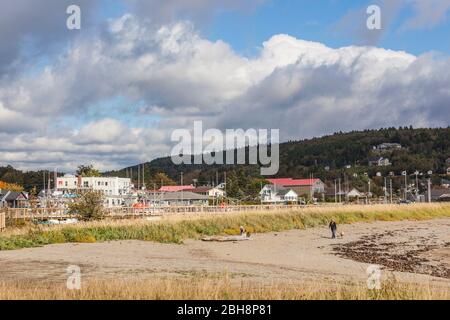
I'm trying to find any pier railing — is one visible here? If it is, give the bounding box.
[0,211,5,231]
[0,204,334,221]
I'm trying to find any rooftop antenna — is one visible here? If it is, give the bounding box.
[43,170,46,199]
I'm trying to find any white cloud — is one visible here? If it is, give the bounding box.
[76,118,127,145]
[0,1,97,76]
[0,14,449,171]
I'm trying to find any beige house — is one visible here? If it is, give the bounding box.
[191,187,226,198]
[268,178,325,198]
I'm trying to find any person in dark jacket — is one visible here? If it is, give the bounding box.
[329,220,337,239]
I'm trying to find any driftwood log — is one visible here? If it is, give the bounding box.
[202,235,251,242]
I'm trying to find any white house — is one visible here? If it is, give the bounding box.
[260,185,298,204]
[347,188,363,198]
[191,187,226,198]
[369,157,391,167]
[376,143,402,151]
[56,174,133,196]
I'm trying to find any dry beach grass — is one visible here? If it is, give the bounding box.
[1,275,449,300]
[1,204,449,300]
[1,203,449,250]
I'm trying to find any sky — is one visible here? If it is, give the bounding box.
[0,0,450,172]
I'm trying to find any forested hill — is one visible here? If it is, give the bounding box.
[109,127,450,185]
[1,127,449,192]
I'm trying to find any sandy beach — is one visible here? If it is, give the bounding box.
[0,218,449,287]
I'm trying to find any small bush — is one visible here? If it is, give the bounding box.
[68,191,105,221]
[0,204,449,250]
[74,234,97,243]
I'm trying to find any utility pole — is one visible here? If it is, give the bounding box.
[334,179,337,204]
[142,164,145,190]
[345,173,349,203]
[54,168,57,191]
[338,178,342,203]
[137,165,140,191]
[427,178,432,203]
[368,179,371,205]
[384,177,387,204]
[48,173,51,200]
[404,171,408,200]
[153,183,156,211]
[414,171,419,200]
[390,178,393,204]
[216,171,219,187]
[260,181,263,205]
[43,170,46,206]
[181,172,184,206]
[224,172,227,204]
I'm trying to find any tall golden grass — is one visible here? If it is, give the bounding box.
[1,204,449,250]
[1,274,448,300]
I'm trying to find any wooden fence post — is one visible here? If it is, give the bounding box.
[0,211,5,231]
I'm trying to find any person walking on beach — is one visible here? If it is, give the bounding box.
[329,220,337,239]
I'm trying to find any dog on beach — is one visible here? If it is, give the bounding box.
[339,231,345,238]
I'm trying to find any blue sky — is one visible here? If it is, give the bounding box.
[211,0,450,55]
[96,0,450,56]
[217,0,450,56]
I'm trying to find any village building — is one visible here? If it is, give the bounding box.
[324,186,347,199]
[159,185,195,192]
[368,157,392,167]
[259,185,299,204]
[430,188,450,202]
[324,186,364,202]
[375,143,402,151]
[157,191,209,206]
[0,190,29,208]
[347,188,364,198]
[55,175,134,208]
[441,178,450,188]
[56,175,133,196]
[267,178,325,198]
[191,187,226,198]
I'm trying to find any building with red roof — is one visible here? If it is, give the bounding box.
[267,178,325,198]
[159,185,195,193]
